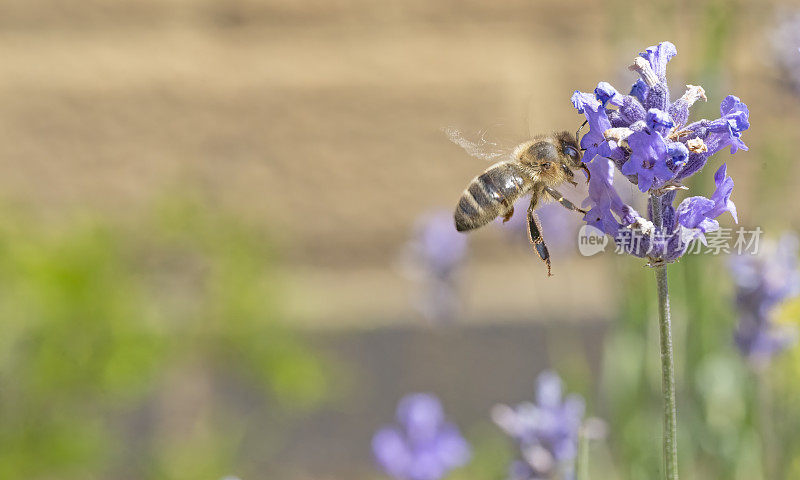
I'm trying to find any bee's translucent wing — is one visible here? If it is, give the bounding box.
[442,126,515,162]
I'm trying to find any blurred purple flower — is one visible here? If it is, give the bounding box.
[491,371,585,480]
[571,41,748,263]
[729,234,800,364]
[771,10,800,94]
[402,211,468,323]
[372,393,471,480]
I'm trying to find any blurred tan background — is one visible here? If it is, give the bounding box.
[2,0,797,330]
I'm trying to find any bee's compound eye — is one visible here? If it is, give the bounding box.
[564,145,580,162]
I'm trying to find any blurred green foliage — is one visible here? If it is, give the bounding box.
[0,196,327,479]
[772,299,800,479]
[594,245,800,480]
[603,254,762,479]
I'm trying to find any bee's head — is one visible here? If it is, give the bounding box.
[555,130,582,169]
[555,130,590,183]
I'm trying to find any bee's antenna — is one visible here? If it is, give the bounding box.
[580,163,591,182]
[575,120,588,151]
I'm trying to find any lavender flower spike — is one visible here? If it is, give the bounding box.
[373,393,471,480]
[572,41,748,264]
[571,41,751,480]
[729,234,800,366]
[492,371,585,480]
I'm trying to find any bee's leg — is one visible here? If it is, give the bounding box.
[501,199,514,223]
[561,164,579,187]
[527,198,552,277]
[544,186,588,215]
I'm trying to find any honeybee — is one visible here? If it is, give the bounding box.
[448,128,589,276]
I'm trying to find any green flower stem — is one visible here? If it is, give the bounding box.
[651,194,679,480]
[577,426,590,480]
[756,370,778,480]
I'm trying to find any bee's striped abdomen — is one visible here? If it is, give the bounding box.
[454,161,529,232]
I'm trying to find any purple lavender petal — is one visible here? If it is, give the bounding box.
[595,81,623,107]
[640,41,677,81]
[562,395,586,423]
[720,95,750,123]
[675,164,736,242]
[677,196,715,230]
[659,190,678,231]
[644,82,670,111]
[617,95,647,126]
[433,424,472,468]
[493,371,586,480]
[706,163,737,222]
[675,152,709,180]
[703,96,750,155]
[406,451,447,480]
[535,370,563,409]
[646,108,674,134]
[373,394,471,480]
[416,211,467,274]
[666,142,689,171]
[583,156,627,235]
[668,85,704,128]
[397,393,445,443]
[572,91,623,164]
[623,130,674,192]
[630,79,649,103]
[373,427,413,478]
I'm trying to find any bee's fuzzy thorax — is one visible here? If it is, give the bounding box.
[512,140,535,160]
